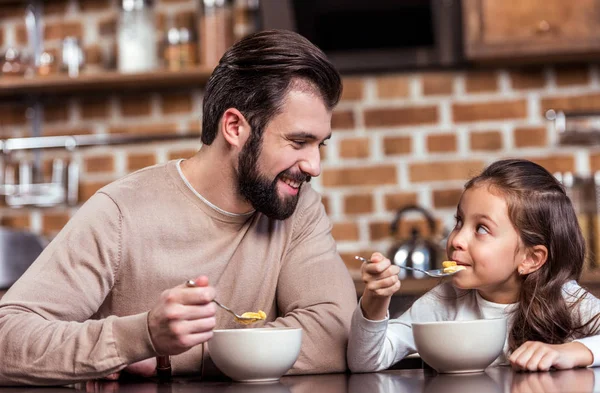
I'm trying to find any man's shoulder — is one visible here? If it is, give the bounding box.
[97,161,174,202]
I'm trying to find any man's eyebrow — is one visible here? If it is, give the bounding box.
[287,132,332,142]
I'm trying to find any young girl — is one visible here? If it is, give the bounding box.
[348,159,600,372]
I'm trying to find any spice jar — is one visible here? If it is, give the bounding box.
[118,0,158,73]
[199,0,233,68]
[164,27,181,71]
[179,27,196,68]
[233,0,260,42]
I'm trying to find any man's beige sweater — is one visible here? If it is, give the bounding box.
[0,160,357,385]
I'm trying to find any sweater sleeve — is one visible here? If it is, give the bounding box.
[0,193,157,386]
[264,190,357,374]
[569,282,600,367]
[347,284,453,372]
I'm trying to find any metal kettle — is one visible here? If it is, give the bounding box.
[387,205,444,279]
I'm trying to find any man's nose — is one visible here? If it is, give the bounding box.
[299,147,321,178]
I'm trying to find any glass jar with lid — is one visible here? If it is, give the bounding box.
[118,0,158,73]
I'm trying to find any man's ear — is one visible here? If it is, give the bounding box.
[518,245,548,276]
[221,108,250,149]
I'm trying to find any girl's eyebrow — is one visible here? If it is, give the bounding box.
[473,213,498,227]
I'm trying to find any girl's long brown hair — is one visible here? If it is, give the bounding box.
[464,159,600,352]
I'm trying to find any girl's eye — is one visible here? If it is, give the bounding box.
[476,225,489,235]
[319,141,328,148]
[453,215,462,229]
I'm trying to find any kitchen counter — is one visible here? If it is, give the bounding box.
[4,367,598,393]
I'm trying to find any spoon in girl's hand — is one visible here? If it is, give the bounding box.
[185,280,265,325]
[354,256,463,278]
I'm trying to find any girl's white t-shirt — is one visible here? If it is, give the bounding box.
[347,280,600,372]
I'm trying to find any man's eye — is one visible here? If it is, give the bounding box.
[319,142,328,148]
[293,140,306,146]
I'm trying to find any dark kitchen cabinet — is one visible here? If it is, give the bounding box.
[463,0,600,62]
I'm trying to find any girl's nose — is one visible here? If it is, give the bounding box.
[449,229,467,251]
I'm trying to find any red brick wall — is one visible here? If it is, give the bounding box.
[2,1,600,274]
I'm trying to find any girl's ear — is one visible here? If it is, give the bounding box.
[518,245,548,275]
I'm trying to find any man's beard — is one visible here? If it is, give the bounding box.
[237,135,309,220]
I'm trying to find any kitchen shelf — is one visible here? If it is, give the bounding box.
[0,67,214,99]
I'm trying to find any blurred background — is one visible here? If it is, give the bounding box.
[2,0,600,313]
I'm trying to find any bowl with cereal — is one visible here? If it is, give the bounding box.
[208,327,302,382]
[412,318,507,373]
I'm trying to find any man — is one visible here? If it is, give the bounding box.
[0,30,357,385]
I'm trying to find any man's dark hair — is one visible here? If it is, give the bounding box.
[201,29,343,145]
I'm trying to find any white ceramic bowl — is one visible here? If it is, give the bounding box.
[208,327,302,382]
[412,318,507,373]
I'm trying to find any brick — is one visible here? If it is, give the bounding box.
[0,103,27,126]
[43,0,69,15]
[453,100,527,122]
[509,67,546,89]
[323,165,397,187]
[465,71,498,93]
[127,153,157,171]
[79,0,111,11]
[168,149,199,160]
[0,3,27,19]
[187,120,202,133]
[43,127,93,137]
[383,136,412,156]
[80,97,109,119]
[120,95,152,117]
[0,215,30,231]
[79,181,111,202]
[376,75,410,99]
[85,156,115,173]
[340,252,363,270]
[427,134,457,153]
[409,160,485,182]
[590,153,600,172]
[42,212,70,235]
[527,156,575,174]
[370,219,439,241]
[15,25,27,45]
[555,64,590,86]
[44,102,69,123]
[109,123,178,135]
[470,130,503,151]
[344,194,374,214]
[514,126,547,148]
[44,21,83,41]
[331,110,355,130]
[541,94,600,114]
[341,78,364,101]
[369,221,391,241]
[161,92,193,114]
[422,72,453,96]
[332,222,359,241]
[339,137,370,158]
[432,188,463,208]
[365,106,438,128]
[99,17,117,36]
[384,192,418,212]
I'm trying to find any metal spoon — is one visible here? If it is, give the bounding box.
[185,280,262,324]
[354,256,460,278]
